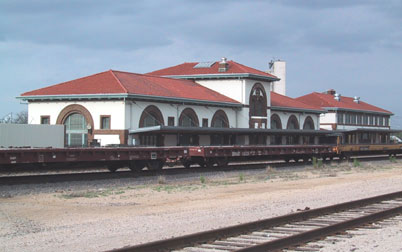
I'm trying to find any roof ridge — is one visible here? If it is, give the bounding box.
[109,70,128,93]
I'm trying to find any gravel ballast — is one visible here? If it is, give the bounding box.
[0,161,401,251]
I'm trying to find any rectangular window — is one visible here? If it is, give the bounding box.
[357,114,362,125]
[337,113,344,124]
[202,118,208,127]
[363,115,368,125]
[345,113,351,124]
[385,117,389,126]
[100,115,111,129]
[40,116,50,124]
[351,114,357,125]
[168,117,175,126]
[379,116,384,126]
[369,115,373,125]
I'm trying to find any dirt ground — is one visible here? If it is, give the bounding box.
[1,161,402,251]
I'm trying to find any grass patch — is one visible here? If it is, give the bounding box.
[200,175,206,184]
[389,156,397,163]
[353,158,361,167]
[239,173,245,182]
[153,184,203,193]
[60,188,125,199]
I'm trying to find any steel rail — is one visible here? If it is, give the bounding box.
[107,191,402,252]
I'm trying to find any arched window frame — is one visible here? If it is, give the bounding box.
[286,115,300,130]
[211,110,229,128]
[270,114,282,129]
[249,83,268,118]
[303,116,315,130]
[138,105,164,128]
[179,108,199,127]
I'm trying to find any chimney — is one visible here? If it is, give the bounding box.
[218,57,228,72]
[353,96,360,103]
[334,93,341,101]
[268,60,286,96]
[325,89,336,95]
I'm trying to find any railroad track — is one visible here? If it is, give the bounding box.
[0,155,399,185]
[108,191,402,252]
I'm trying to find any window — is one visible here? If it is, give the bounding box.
[202,118,208,127]
[168,117,175,126]
[337,113,344,124]
[351,114,357,125]
[100,115,110,129]
[385,117,389,126]
[357,114,362,125]
[40,116,50,125]
[369,115,373,125]
[179,108,199,127]
[211,110,229,128]
[345,113,351,124]
[363,115,368,125]
[379,116,384,126]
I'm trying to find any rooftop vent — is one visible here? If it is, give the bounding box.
[325,89,336,95]
[353,96,360,103]
[218,57,228,72]
[334,93,341,101]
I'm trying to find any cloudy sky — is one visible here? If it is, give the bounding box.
[1,0,401,127]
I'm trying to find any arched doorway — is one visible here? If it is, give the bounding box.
[211,110,232,145]
[286,115,300,145]
[303,116,315,130]
[139,105,164,146]
[303,116,315,144]
[270,114,282,144]
[57,104,94,147]
[179,108,199,145]
[64,113,89,147]
[249,83,267,129]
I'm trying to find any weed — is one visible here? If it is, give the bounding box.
[239,173,244,182]
[312,157,317,168]
[200,175,206,184]
[60,188,125,199]
[317,159,323,168]
[389,156,397,163]
[353,158,360,167]
[157,175,167,184]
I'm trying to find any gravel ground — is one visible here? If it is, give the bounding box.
[0,160,401,251]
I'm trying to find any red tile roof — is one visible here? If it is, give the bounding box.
[21,70,241,104]
[271,92,324,112]
[147,60,279,79]
[296,92,392,114]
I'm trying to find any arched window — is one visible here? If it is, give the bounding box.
[211,110,229,128]
[64,113,88,147]
[249,83,267,128]
[139,105,164,128]
[270,114,282,129]
[179,108,199,127]
[303,116,315,130]
[57,104,94,147]
[286,115,299,130]
[138,105,164,146]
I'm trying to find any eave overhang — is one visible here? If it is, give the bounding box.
[161,73,280,82]
[17,93,243,108]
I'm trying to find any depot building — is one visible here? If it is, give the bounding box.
[18,58,393,147]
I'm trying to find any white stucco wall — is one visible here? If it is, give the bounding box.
[271,111,320,130]
[28,100,126,129]
[196,79,244,103]
[125,100,238,130]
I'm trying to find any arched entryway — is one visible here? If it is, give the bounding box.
[56,104,94,147]
[249,83,267,129]
[270,114,282,145]
[211,110,232,145]
[139,105,165,146]
[179,108,199,145]
[303,116,315,144]
[286,115,300,145]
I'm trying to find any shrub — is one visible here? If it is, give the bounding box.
[353,158,360,167]
[200,175,206,184]
[157,175,166,184]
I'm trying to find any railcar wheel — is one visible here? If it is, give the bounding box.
[129,161,145,172]
[107,165,119,173]
[147,160,165,171]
